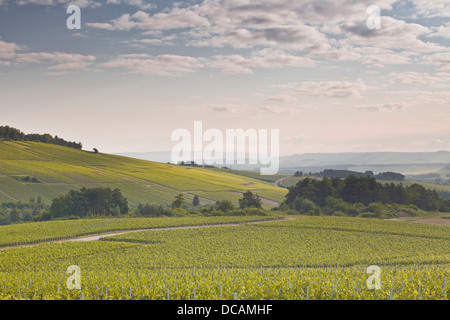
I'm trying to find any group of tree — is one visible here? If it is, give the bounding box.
[47,187,128,219]
[0,196,46,225]
[0,125,82,149]
[176,161,215,169]
[299,169,405,181]
[284,176,450,213]
[136,191,264,218]
[0,188,267,224]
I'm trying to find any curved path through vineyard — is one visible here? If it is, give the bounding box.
[5,218,292,249]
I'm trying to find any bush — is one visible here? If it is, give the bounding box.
[171,208,188,217]
[216,200,236,212]
[291,197,317,213]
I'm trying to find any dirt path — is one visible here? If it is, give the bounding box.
[411,217,450,226]
[274,177,289,188]
[0,189,17,202]
[63,218,289,242]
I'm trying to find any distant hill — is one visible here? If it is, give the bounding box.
[117,151,450,176]
[277,151,450,176]
[280,151,450,166]
[0,141,286,207]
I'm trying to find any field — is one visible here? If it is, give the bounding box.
[1,141,449,301]
[0,141,286,207]
[0,215,449,300]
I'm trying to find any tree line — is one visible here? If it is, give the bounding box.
[294,169,405,181]
[284,176,450,213]
[0,187,267,224]
[0,125,82,149]
[47,187,128,219]
[137,191,264,217]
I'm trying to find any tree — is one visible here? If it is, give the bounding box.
[192,195,200,207]
[217,200,236,212]
[294,171,303,177]
[93,148,99,154]
[239,191,262,209]
[49,187,128,218]
[172,194,185,209]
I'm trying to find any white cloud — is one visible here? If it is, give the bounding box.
[15,52,96,70]
[83,0,449,71]
[267,93,298,103]
[425,52,450,70]
[0,39,20,60]
[99,54,204,76]
[410,0,450,17]
[106,0,156,10]
[428,22,450,39]
[209,48,315,74]
[355,102,407,112]
[16,0,100,8]
[291,80,370,99]
[388,71,448,86]
[310,45,413,67]
[87,8,210,31]
[339,16,443,53]
[193,24,329,51]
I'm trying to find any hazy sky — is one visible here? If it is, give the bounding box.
[0,0,449,156]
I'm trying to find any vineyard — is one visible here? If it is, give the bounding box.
[0,141,286,206]
[0,215,449,300]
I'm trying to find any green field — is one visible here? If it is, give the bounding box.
[1,141,449,300]
[0,215,449,300]
[0,141,286,207]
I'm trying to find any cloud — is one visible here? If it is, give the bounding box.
[208,103,245,114]
[125,34,177,47]
[425,52,450,70]
[193,24,329,51]
[310,45,413,67]
[0,39,97,73]
[410,0,450,17]
[87,8,210,31]
[355,102,407,112]
[207,103,295,116]
[388,71,448,86]
[338,16,443,53]
[267,93,298,103]
[0,39,20,60]
[427,22,450,39]
[209,48,315,74]
[15,52,96,71]
[83,0,449,71]
[106,0,156,10]
[16,0,100,8]
[99,54,204,76]
[290,80,369,99]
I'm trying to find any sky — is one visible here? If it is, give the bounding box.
[0,0,449,156]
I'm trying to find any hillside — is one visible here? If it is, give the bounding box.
[0,141,287,207]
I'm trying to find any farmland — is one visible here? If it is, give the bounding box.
[0,215,449,300]
[0,141,286,207]
[0,141,449,301]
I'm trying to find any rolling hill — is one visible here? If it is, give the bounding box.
[0,141,287,207]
